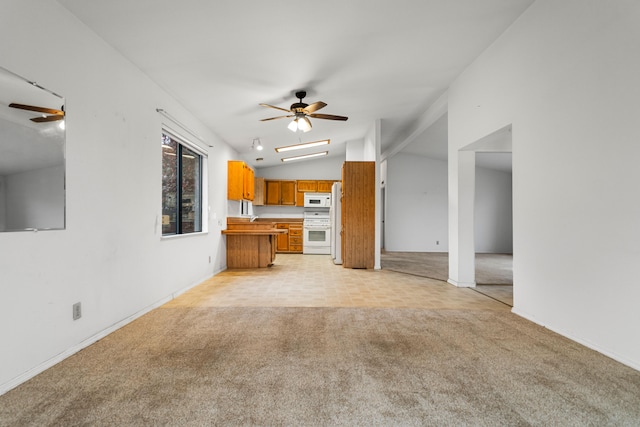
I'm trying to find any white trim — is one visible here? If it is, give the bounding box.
[0,272,215,396]
[160,231,209,241]
[447,278,476,288]
[156,108,212,151]
[162,125,208,157]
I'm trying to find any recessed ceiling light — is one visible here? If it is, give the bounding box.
[281,151,328,162]
[275,139,330,153]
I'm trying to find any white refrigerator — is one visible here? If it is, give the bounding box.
[330,182,342,265]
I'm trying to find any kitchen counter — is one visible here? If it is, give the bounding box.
[223,218,287,268]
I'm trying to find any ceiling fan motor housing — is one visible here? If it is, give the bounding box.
[290,102,308,113]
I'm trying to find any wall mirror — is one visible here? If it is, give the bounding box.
[0,66,65,232]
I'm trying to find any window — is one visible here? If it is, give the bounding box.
[162,131,203,235]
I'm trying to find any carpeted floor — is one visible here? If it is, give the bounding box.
[2,306,640,426]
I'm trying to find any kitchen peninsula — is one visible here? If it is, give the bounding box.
[222,218,287,268]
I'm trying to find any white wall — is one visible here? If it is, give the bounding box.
[475,166,512,253]
[385,154,449,252]
[448,0,640,369]
[0,1,238,393]
[386,153,512,253]
[255,155,343,180]
[4,164,64,230]
[0,176,5,230]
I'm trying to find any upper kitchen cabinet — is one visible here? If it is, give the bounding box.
[228,160,255,201]
[317,180,335,193]
[253,177,265,206]
[296,180,317,192]
[265,180,297,205]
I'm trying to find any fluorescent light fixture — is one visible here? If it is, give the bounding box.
[281,151,328,162]
[275,139,330,153]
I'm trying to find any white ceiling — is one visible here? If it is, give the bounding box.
[56,0,533,169]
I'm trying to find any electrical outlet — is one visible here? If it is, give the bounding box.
[73,302,82,320]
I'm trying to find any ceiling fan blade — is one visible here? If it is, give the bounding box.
[260,115,294,121]
[303,101,327,115]
[309,113,349,121]
[9,103,64,116]
[31,115,64,123]
[259,103,292,113]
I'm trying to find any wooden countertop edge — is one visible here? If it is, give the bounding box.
[221,229,288,235]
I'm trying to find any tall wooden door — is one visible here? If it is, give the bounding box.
[342,161,375,269]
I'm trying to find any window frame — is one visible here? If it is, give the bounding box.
[161,128,207,237]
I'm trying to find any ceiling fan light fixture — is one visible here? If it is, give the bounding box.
[287,119,298,132]
[299,117,312,132]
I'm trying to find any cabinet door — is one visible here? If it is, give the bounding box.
[243,165,254,201]
[227,161,244,201]
[317,180,334,192]
[265,180,281,205]
[276,223,289,252]
[297,180,317,192]
[280,180,296,205]
[253,177,265,206]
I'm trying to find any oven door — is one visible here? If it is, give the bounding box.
[303,225,331,254]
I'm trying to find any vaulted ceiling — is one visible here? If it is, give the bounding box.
[57,0,533,168]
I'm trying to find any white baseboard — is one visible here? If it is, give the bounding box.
[447,278,476,288]
[511,307,640,372]
[0,272,215,396]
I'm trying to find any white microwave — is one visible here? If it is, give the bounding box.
[304,192,331,208]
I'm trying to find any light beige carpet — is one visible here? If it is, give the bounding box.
[1,307,639,426]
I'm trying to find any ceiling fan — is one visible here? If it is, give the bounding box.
[9,103,65,123]
[260,91,348,132]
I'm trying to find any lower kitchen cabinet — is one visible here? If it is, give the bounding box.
[275,221,303,253]
[288,223,303,252]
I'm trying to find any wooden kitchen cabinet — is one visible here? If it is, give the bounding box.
[275,223,290,252]
[265,180,296,205]
[317,180,334,192]
[274,221,303,253]
[228,161,255,201]
[253,177,265,205]
[342,161,375,269]
[296,180,317,192]
[288,223,303,253]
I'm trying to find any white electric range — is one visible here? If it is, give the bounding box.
[303,211,331,254]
